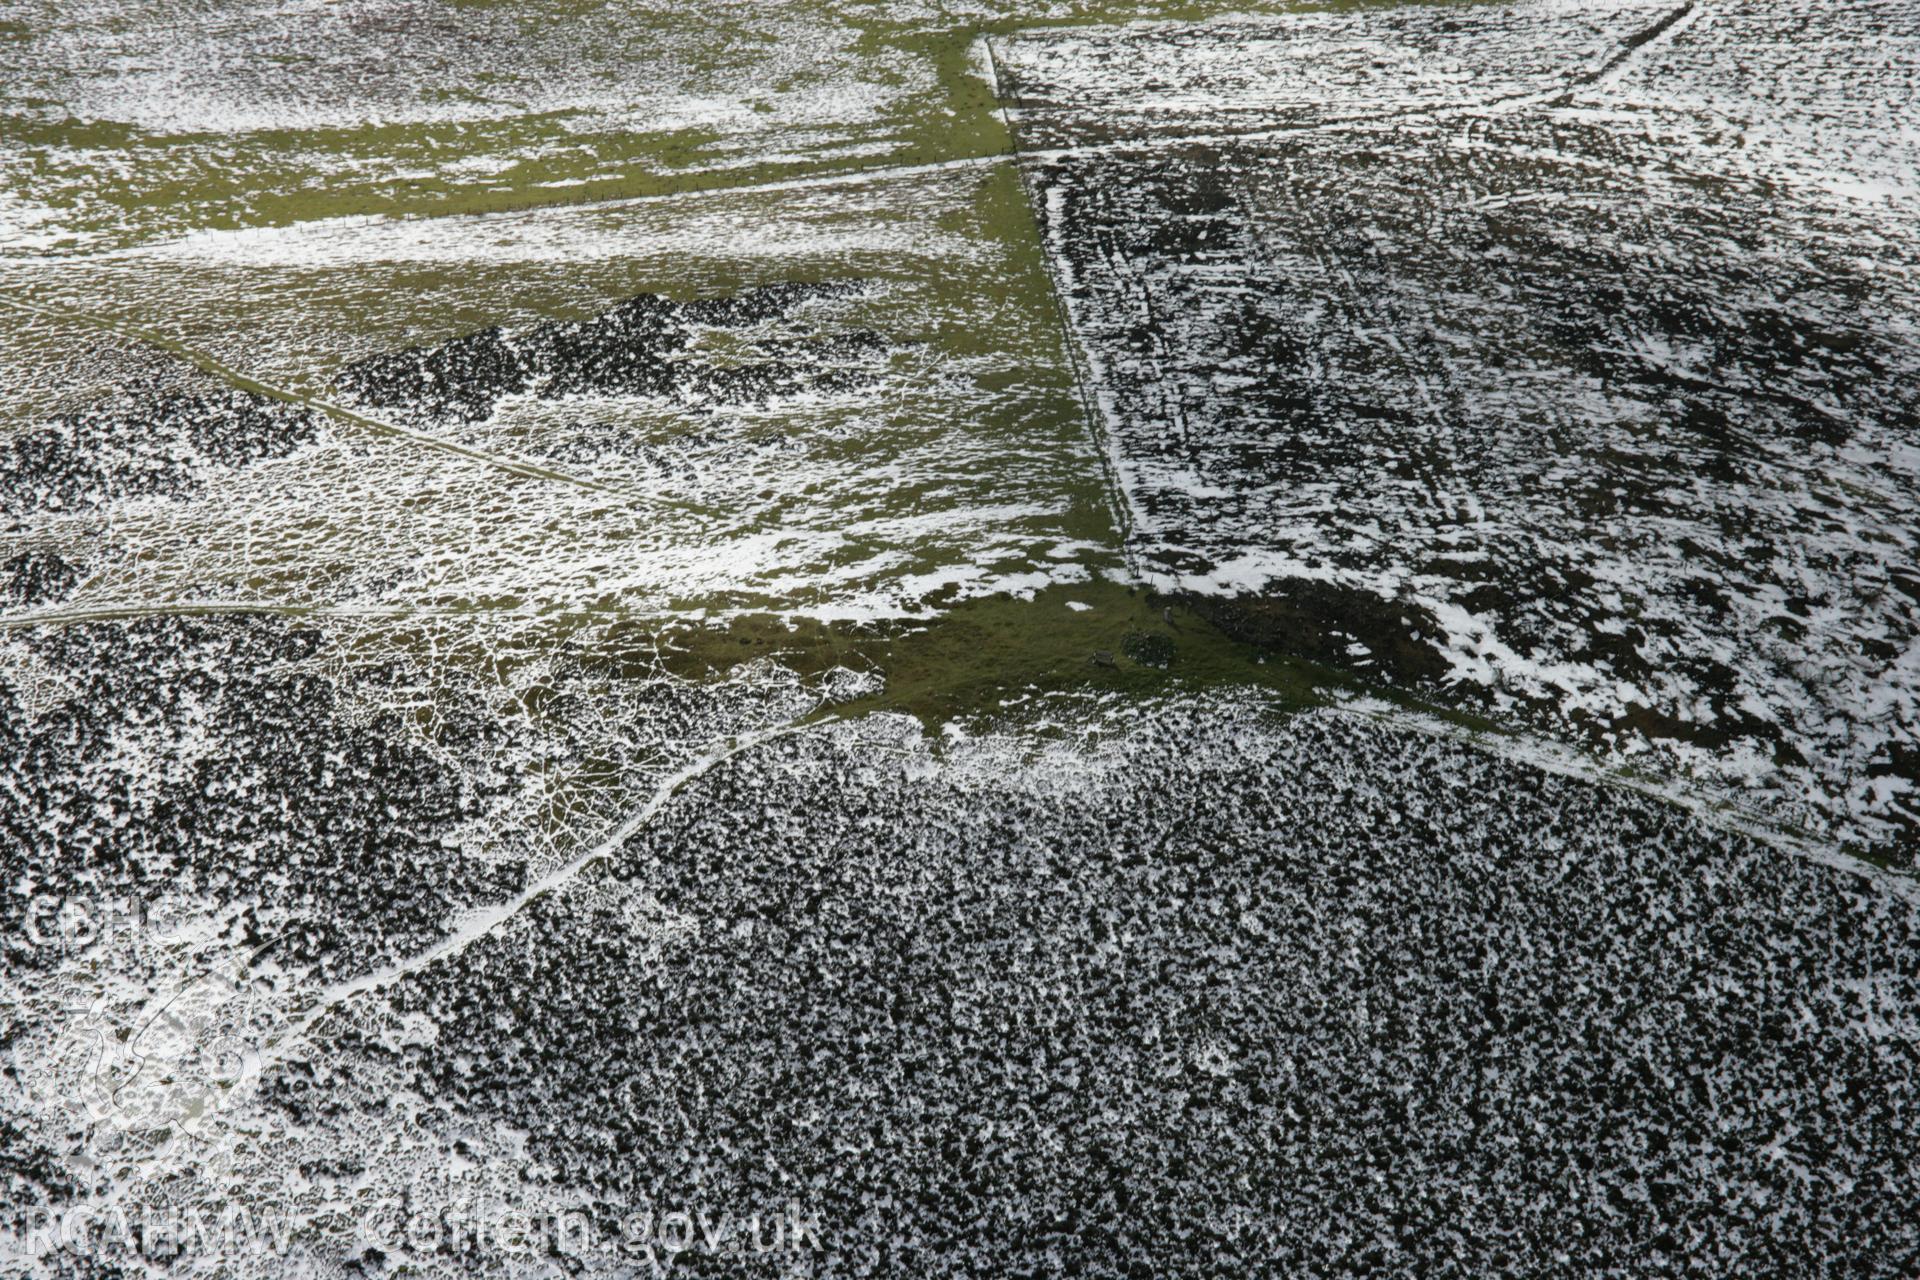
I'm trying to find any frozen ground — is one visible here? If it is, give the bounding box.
[3,1,1920,1276]
[5,675,1918,1274]
[0,159,1120,623]
[0,0,966,252]
[1006,0,1920,857]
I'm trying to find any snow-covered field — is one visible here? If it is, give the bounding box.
[0,160,1119,624]
[6,664,1917,1274]
[1008,0,1920,857]
[4,1,1919,1275]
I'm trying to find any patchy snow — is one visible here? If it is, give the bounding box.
[0,161,1120,627]
[1011,0,1920,855]
[5,3,1919,1274]
[9,679,1916,1275]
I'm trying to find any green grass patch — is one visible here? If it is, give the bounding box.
[644,578,1353,730]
